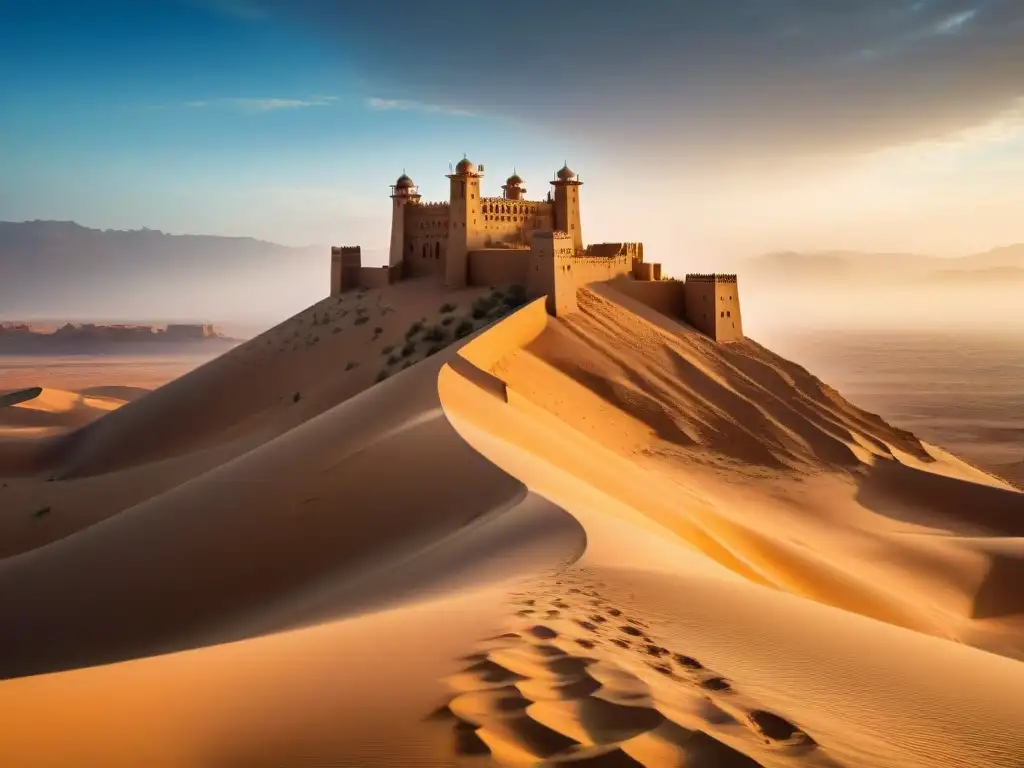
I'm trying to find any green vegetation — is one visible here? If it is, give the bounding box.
[401,340,416,358]
[376,370,389,382]
[381,344,395,355]
[440,302,457,313]
[441,315,455,326]
[354,315,369,325]
[454,319,475,339]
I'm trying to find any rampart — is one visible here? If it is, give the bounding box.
[468,248,530,287]
[610,278,687,319]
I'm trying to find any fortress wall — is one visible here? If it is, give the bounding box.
[468,249,530,287]
[407,235,446,278]
[358,265,399,290]
[551,253,634,316]
[610,278,687,319]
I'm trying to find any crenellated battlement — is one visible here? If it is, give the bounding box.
[685,273,738,283]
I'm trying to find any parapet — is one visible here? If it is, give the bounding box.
[685,273,738,283]
[331,245,362,266]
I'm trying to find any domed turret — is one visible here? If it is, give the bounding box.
[395,173,415,189]
[556,165,576,182]
[502,170,526,200]
[454,157,476,175]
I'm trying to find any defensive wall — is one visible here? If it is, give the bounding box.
[468,247,530,287]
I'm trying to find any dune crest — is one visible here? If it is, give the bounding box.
[0,284,1022,767]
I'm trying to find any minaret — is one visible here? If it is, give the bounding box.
[389,172,421,269]
[502,170,525,200]
[550,164,583,252]
[445,157,482,289]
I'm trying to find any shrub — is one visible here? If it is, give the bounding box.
[292,391,301,403]
[503,283,527,307]
[455,319,475,339]
[354,315,369,325]
[440,302,457,313]
[32,505,52,518]
[373,326,383,336]
[376,370,389,382]
[401,340,416,357]
[471,296,497,319]
[426,343,445,357]
[405,320,424,339]
[382,344,395,355]
[441,315,455,326]
[332,326,342,334]
[345,361,358,371]
[423,324,446,343]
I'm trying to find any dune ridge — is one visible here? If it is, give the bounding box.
[0,282,1021,766]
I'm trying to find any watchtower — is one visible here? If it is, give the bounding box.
[683,274,744,342]
[389,172,421,269]
[445,157,483,289]
[550,164,583,253]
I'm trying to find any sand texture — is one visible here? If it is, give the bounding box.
[1,279,1022,767]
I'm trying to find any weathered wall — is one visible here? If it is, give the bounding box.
[610,278,687,319]
[527,231,572,315]
[468,248,530,287]
[684,274,743,342]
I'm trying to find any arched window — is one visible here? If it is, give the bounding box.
[422,244,428,259]
[434,241,440,259]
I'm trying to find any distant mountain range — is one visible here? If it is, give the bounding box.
[740,244,1024,284]
[0,221,327,322]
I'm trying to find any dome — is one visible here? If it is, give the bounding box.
[506,173,524,186]
[395,174,415,189]
[454,158,476,175]
[556,165,576,181]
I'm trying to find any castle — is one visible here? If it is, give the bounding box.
[330,159,742,342]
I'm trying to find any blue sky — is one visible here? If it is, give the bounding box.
[2,0,1023,261]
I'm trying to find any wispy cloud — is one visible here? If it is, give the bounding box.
[364,97,474,117]
[932,8,978,35]
[147,96,338,112]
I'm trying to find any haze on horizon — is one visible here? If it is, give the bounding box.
[2,0,1023,328]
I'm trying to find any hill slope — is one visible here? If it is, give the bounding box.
[0,285,1021,767]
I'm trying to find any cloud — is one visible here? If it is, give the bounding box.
[364,97,475,117]
[265,0,1024,166]
[149,96,338,112]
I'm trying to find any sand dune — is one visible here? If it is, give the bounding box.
[0,281,1022,767]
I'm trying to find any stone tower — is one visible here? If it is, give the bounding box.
[550,164,583,253]
[445,157,482,289]
[389,172,420,268]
